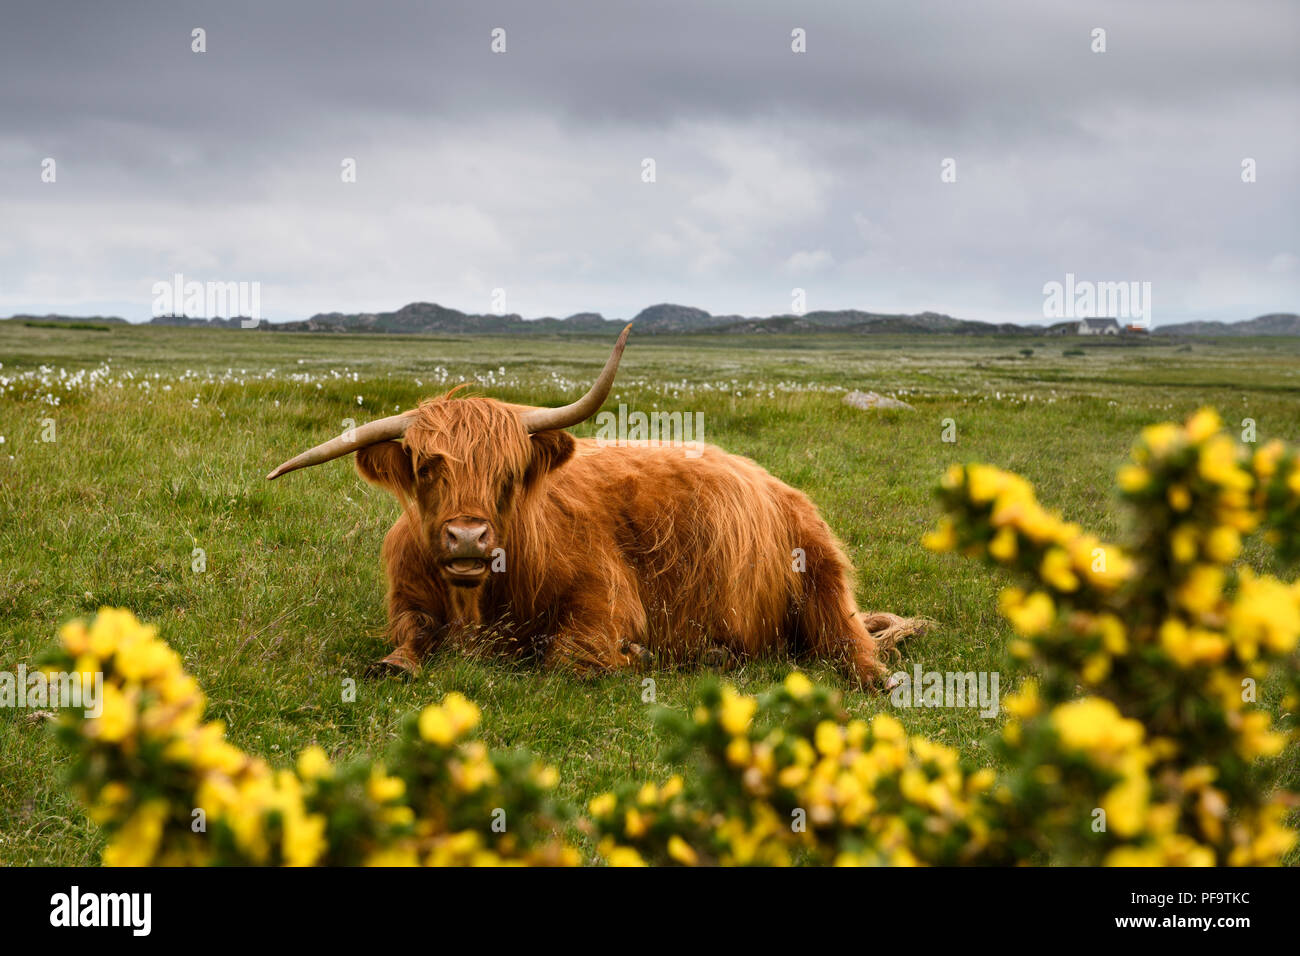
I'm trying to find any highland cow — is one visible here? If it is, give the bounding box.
[267,325,925,684]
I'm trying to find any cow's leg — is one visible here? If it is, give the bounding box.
[800,583,887,685]
[541,580,648,674]
[794,539,928,687]
[381,602,441,674]
[381,580,486,674]
[375,514,448,674]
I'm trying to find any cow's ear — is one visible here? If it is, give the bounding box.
[356,441,415,498]
[526,429,576,484]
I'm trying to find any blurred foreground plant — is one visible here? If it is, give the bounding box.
[45,609,574,866]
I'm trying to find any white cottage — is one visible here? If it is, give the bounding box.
[1077,317,1121,335]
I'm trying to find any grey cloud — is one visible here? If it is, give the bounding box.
[0,0,1295,324]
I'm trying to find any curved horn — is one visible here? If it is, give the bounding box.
[517,323,632,433]
[266,412,414,480]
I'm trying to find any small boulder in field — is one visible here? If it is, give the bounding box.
[842,390,914,411]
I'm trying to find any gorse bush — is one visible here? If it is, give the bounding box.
[43,410,1299,865]
[918,407,1300,865]
[46,612,574,866]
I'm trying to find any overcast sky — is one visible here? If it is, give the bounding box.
[1,0,1296,326]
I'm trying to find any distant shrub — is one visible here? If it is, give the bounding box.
[1063,348,1085,357]
[22,320,111,332]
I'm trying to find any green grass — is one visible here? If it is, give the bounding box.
[1,324,1298,864]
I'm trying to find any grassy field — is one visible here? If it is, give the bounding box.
[2,322,1298,864]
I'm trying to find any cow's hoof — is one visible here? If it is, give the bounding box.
[700,646,730,669]
[372,652,420,677]
[619,641,656,666]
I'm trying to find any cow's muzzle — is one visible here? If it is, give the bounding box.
[439,518,495,586]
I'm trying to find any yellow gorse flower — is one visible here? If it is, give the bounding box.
[719,686,758,736]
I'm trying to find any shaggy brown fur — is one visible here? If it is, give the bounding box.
[355,392,927,686]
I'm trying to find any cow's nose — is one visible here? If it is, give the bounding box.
[442,519,493,555]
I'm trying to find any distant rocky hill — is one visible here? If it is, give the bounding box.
[189,301,1027,335]
[4,306,1296,336]
[1152,313,1300,336]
